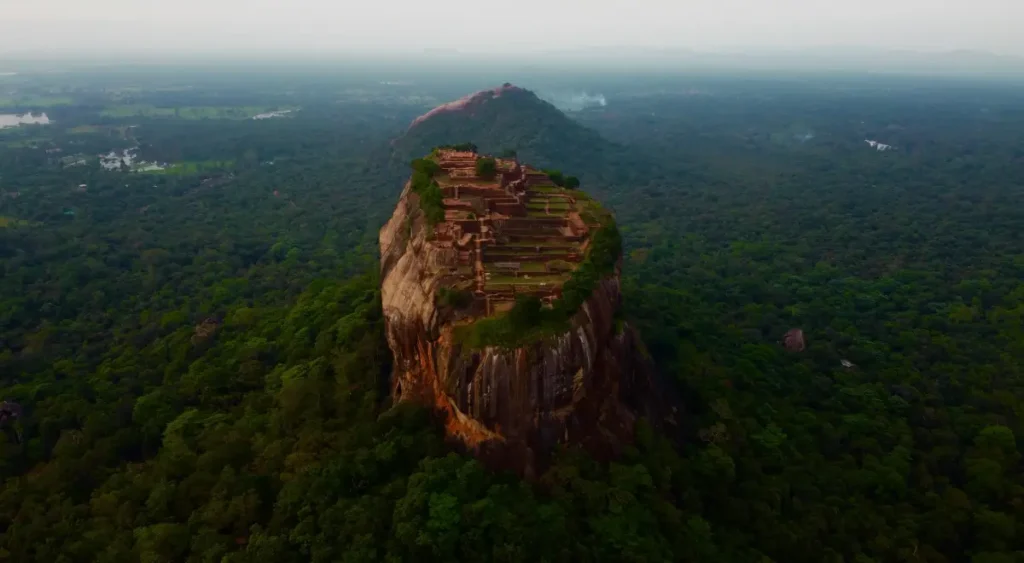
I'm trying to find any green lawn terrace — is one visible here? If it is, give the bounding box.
[426,149,603,318]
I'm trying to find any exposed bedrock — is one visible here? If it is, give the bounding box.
[380,171,675,474]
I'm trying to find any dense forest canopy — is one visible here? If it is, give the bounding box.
[0,67,1021,562]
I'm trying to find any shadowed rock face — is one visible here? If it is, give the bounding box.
[380,168,674,474]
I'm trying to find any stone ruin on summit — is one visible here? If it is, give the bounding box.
[429,149,596,318]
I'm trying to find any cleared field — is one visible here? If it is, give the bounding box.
[0,216,33,228]
[101,105,176,118]
[0,96,74,108]
[3,138,47,148]
[100,105,290,120]
[67,125,103,134]
[141,160,234,174]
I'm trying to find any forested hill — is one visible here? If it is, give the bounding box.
[390,84,647,185]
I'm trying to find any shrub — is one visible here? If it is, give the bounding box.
[544,169,565,187]
[411,158,441,177]
[507,295,543,328]
[410,170,432,192]
[437,288,473,309]
[564,176,580,189]
[547,259,574,272]
[418,182,445,225]
[435,142,477,153]
[476,157,497,180]
[410,159,444,225]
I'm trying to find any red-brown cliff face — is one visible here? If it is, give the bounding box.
[406,83,525,130]
[379,154,674,474]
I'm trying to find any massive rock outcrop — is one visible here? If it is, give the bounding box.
[390,84,619,179]
[406,83,526,130]
[380,150,672,473]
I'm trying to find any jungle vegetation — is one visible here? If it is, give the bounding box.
[0,69,1020,562]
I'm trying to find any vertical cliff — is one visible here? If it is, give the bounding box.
[379,150,673,473]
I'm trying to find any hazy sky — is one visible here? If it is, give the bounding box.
[1,0,1022,57]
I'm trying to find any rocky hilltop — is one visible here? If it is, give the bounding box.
[391,83,617,176]
[379,148,673,473]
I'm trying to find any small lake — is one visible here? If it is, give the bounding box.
[0,113,50,128]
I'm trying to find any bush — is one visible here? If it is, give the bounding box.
[456,295,556,349]
[410,170,432,192]
[508,295,543,328]
[435,142,477,153]
[410,159,444,225]
[476,157,497,180]
[564,176,580,189]
[411,158,441,177]
[547,259,574,272]
[544,169,565,187]
[418,182,445,225]
[437,288,473,309]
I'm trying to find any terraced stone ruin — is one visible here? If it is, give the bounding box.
[429,149,597,317]
[379,148,675,474]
